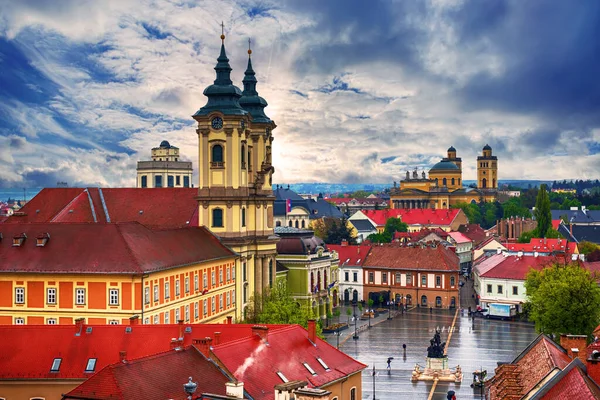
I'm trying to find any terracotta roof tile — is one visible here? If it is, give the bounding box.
[360,208,461,227]
[328,244,371,266]
[64,347,231,400]
[475,254,567,281]
[363,245,459,271]
[540,363,600,400]
[0,222,234,274]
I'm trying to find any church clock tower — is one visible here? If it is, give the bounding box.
[477,144,498,189]
[193,30,277,321]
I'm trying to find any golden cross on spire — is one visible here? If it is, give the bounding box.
[220,21,225,43]
[248,38,252,57]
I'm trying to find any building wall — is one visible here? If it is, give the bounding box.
[474,275,527,312]
[0,258,236,325]
[473,240,506,261]
[136,167,193,188]
[322,370,363,400]
[274,207,310,229]
[0,380,83,400]
[362,268,459,308]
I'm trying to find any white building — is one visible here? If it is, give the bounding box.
[447,231,474,273]
[328,243,369,304]
[136,141,193,188]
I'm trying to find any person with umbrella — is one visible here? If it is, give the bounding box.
[386,357,394,370]
[447,390,456,400]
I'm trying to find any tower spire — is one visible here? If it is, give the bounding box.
[239,38,271,123]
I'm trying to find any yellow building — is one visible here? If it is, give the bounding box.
[192,34,278,320]
[390,145,498,209]
[136,140,193,188]
[0,223,236,325]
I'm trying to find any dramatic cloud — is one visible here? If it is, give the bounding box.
[0,0,599,189]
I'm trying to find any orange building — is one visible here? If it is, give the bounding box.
[0,223,237,325]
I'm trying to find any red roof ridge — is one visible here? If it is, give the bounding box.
[50,189,87,222]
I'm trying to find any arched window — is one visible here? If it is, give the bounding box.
[436,296,442,307]
[442,178,447,186]
[211,144,223,164]
[450,297,456,308]
[450,276,455,287]
[482,178,487,188]
[350,387,357,400]
[451,177,455,185]
[435,178,439,185]
[288,220,293,227]
[301,220,306,228]
[406,294,412,305]
[493,178,496,188]
[241,144,246,168]
[276,221,281,227]
[421,295,427,307]
[212,208,223,227]
[241,208,246,227]
[295,220,299,228]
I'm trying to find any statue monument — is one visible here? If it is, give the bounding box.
[411,329,462,383]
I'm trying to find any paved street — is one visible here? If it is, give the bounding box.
[326,282,538,399]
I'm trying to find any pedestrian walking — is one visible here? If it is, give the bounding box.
[386,357,393,370]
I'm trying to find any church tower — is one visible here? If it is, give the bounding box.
[477,144,498,189]
[193,30,277,321]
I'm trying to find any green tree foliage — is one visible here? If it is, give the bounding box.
[503,197,532,219]
[579,241,600,255]
[525,263,600,337]
[454,202,482,225]
[313,217,357,245]
[243,282,323,336]
[534,184,552,238]
[366,217,408,243]
[518,228,562,243]
[521,188,539,209]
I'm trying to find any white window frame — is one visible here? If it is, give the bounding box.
[47,318,57,325]
[203,272,208,288]
[109,289,119,306]
[185,277,189,293]
[15,317,25,325]
[85,358,97,373]
[232,289,235,304]
[212,271,215,286]
[153,285,159,302]
[144,287,150,304]
[185,305,189,321]
[219,294,223,310]
[194,302,199,319]
[46,287,57,304]
[219,269,223,284]
[203,299,208,316]
[211,297,216,313]
[76,288,86,305]
[165,282,170,299]
[165,311,170,324]
[15,287,25,304]
[175,308,180,321]
[109,320,119,325]
[226,292,230,307]
[175,279,180,296]
[227,267,230,281]
[153,314,159,324]
[194,274,199,291]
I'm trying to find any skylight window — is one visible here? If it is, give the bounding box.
[303,362,317,375]
[50,358,62,372]
[85,358,97,373]
[276,371,289,383]
[316,357,330,371]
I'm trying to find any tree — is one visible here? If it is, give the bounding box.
[243,282,323,336]
[384,218,408,236]
[578,241,600,255]
[313,217,357,245]
[453,202,482,225]
[534,184,552,238]
[524,263,600,338]
[518,228,562,243]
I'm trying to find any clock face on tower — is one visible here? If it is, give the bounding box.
[211,117,223,130]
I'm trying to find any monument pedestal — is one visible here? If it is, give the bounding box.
[411,357,463,383]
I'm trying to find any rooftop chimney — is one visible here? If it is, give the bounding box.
[588,349,600,385]
[227,316,233,324]
[341,239,348,247]
[75,318,85,336]
[193,337,213,358]
[274,380,308,400]
[560,334,588,364]
[129,315,139,325]
[214,331,222,346]
[252,325,269,342]
[294,387,332,400]
[307,320,317,344]
[225,382,245,399]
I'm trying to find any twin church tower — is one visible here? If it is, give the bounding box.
[193,30,277,315]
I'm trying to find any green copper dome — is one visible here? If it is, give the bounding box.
[193,42,247,117]
[430,161,460,171]
[239,55,271,124]
[483,144,492,151]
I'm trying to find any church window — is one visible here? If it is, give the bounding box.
[295,220,299,228]
[436,296,442,307]
[211,144,224,167]
[451,178,455,185]
[167,175,174,187]
[442,178,447,186]
[241,145,246,168]
[301,220,306,228]
[154,175,162,188]
[288,220,293,227]
[183,176,190,188]
[176,176,181,186]
[241,208,246,227]
[212,208,224,227]
[482,178,487,189]
[276,221,281,227]
[141,175,147,188]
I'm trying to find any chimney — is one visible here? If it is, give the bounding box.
[252,325,269,342]
[129,315,139,325]
[227,315,233,324]
[193,337,213,358]
[307,320,317,344]
[119,351,127,363]
[560,334,588,364]
[497,248,502,255]
[534,251,538,258]
[570,222,573,237]
[274,381,308,400]
[178,319,184,339]
[357,247,360,254]
[572,253,578,261]
[294,387,332,400]
[588,349,600,385]
[75,318,85,336]
[225,382,245,399]
[214,331,222,346]
[170,337,184,350]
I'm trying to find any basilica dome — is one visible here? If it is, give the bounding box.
[429,161,460,171]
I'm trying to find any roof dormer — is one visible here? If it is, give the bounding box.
[12,233,26,247]
[36,233,50,247]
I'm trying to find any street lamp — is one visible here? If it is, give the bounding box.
[334,328,343,349]
[352,300,359,340]
[387,290,392,320]
[372,364,377,400]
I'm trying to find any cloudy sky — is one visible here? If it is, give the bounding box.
[0,0,599,188]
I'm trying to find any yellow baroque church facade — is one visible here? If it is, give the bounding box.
[390,145,498,209]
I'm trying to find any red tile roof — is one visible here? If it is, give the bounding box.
[0,222,234,274]
[63,347,231,400]
[328,244,371,266]
[0,323,290,380]
[552,219,562,230]
[212,325,367,400]
[5,188,199,229]
[393,228,449,242]
[360,208,461,227]
[540,363,600,400]
[503,238,577,255]
[363,245,459,271]
[475,254,566,281]
[447,231,472,244]
[458,224,487,246]
[488,335,573,400]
